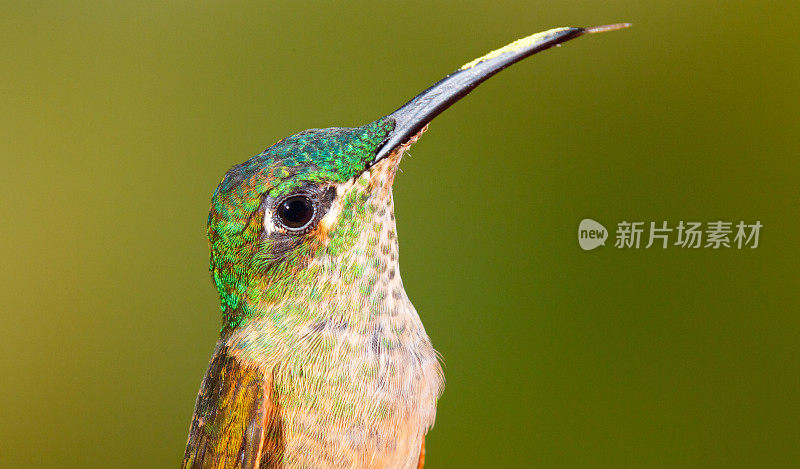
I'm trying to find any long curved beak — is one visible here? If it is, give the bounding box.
[372,23,630,164]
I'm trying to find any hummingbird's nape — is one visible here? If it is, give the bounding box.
[183,24,629,469]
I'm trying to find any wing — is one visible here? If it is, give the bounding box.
[182,341,283,469]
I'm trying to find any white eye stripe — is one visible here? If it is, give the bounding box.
[263,208,278,236]
[319,178,362,232]
[319,197,341,232]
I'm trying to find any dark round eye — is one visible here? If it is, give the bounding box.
[276,195,315,229]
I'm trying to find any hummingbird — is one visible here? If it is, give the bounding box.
[182,24,629,469]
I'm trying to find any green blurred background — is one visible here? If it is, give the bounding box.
[2,1,798,467]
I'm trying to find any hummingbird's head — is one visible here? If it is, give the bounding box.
[208,117,424,329]
[206,24,629,330]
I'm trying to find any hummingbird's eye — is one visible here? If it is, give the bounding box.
[275,195,316,230]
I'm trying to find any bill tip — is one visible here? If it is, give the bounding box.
[584,23,632,34]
